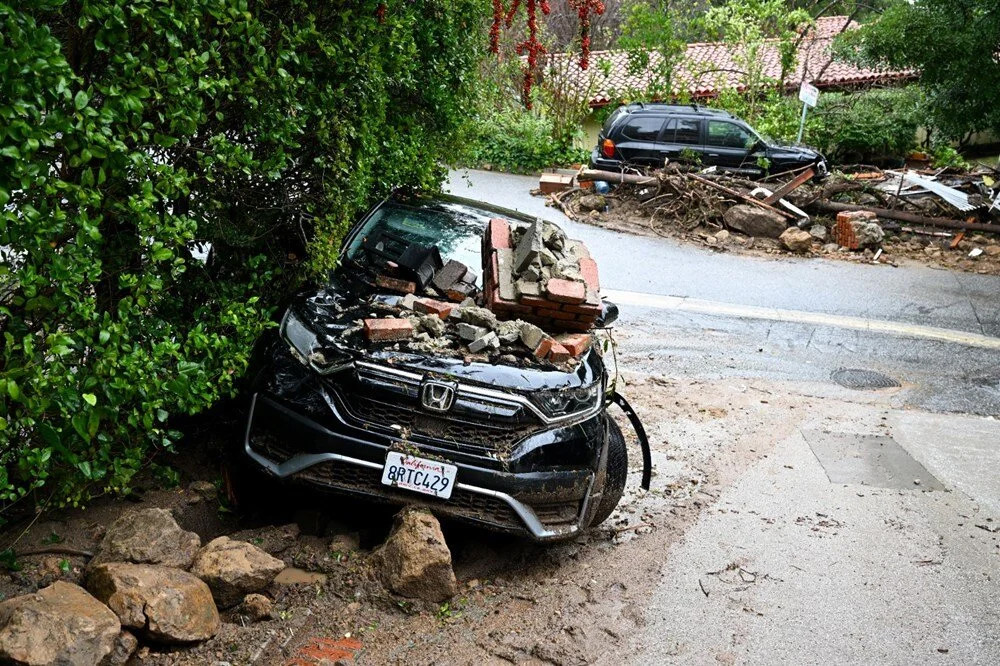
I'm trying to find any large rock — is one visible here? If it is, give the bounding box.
[780,227,814,254]
[723,205,787,239]
[99,631,138,666]
[85,563,219,644]
[189,536,286,608]
[371,508,457,602]
[577,194,606,212]
[0,581,120,666]
[91,508,200,569]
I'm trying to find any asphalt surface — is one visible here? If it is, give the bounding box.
[446,168,1000,664]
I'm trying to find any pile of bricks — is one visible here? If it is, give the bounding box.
[482,217,601,333]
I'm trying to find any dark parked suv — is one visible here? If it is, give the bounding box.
[590,103,827,178]
[226,193,629,542]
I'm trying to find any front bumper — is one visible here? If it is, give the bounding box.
[241,389,607,541]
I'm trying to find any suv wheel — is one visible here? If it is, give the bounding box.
[589,418,628,527]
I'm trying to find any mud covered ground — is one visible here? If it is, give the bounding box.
[8,316,996,665]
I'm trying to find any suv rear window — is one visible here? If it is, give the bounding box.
[620,116,666,141]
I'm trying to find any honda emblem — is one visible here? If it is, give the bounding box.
[420,380,456,413]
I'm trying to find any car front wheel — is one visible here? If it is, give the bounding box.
[589,417,628,527]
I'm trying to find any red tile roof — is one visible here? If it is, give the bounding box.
[543,16,914,107]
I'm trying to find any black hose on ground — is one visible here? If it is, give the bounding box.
[609,392,652,490]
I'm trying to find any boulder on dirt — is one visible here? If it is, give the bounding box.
[0,581,120,666]
[780,227,814,254]
[371,508,458,602]
[91,508,201,569]
[85,563,220,644]
[237,594,273,622]
[577,194,607,212]
[723,205,787,239]
[189,536,286,608]
[100,631,138,666]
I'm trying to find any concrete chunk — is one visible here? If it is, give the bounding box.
[518,322,546,350]
[496,248,517,301]
[468,331,499,353]
[457,323,487,341]
[513,218,544,273]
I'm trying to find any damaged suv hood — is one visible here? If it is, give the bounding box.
[287,283,603,393]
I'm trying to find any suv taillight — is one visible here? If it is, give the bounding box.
[601,138,615,158]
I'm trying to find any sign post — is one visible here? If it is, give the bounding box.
[796,82,819,144]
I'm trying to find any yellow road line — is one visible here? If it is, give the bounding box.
[604,289,1000,350]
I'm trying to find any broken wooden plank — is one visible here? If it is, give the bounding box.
[686,173,797,221]
[763,167,815,205]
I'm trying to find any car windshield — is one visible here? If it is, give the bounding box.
[343,200,486,282]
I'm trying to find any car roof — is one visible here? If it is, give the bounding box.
[618,103,737,120]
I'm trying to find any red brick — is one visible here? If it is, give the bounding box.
[413,298,453,319]
[487,218,511,250]
[577,312,599,322]
[364,318,413,342]
[556,333,592,356]
[562,302,601,316]
[836,210,877,224]
[537,307,577,321]
[559,320,593,332]
[375,275,416,294]
[519,295,554,309]
[534,337,555,359]
[547,342,571,363]
[546,278,586,304]
[578,257,600,292]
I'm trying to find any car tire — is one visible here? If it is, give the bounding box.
[589,417,628,527]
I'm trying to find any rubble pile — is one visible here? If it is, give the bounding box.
[354,217,602,366]
[548,162,1000,271]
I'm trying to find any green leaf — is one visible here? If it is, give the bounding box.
[82,393,97,407]
[99,330,110,344]
[74,90,89,110]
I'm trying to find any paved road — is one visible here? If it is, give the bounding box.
[446,169,1000,337]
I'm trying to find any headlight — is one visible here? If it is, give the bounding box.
[280,309,352,374]
[530,382,602,418]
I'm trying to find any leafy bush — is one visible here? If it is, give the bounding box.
[459,109,589,174]
[808,86,926,164]
[0,0,484,515]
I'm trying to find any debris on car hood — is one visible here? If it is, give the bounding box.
[319,215,605,371]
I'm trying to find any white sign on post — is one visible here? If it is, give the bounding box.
[796,82,820,144]
[799,82,820,108]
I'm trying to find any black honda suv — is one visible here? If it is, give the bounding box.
[590,103,828,178]
[226,193,628,542]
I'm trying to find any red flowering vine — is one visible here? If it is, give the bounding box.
[490,0,605,106]
[567,0,604,70]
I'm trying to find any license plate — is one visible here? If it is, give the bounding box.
[381,451,457,499]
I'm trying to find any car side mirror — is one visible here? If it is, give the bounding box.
[596,300,619,328]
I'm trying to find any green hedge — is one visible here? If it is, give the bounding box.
[459,109,589,174]
[0,0,484,515]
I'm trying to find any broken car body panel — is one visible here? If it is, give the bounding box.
[236,193,621,541]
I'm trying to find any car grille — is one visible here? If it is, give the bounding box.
[334,391,535,455]
[327,364,543,457]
